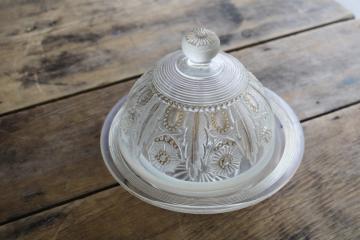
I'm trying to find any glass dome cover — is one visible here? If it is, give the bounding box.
[101,27,304,213]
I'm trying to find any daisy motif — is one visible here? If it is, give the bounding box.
[148,135,182,173]
[209,143,243,177]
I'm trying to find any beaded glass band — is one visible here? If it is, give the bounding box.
[101,27,304,213]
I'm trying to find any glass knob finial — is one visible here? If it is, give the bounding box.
[181,27,220,64]
[101,25,305,214]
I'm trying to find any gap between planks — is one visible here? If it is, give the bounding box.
[1,102,359,239]
[1,97,359,227]
[0,15,358,226]
[0,16,354,119]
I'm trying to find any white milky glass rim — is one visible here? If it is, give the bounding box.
[100,89,304,214]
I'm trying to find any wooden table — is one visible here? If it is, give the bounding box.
[0,0,359,239]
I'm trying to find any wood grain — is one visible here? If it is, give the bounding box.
[0,0,352,114]
[1,19,360,225]
[235,20,360,120]
[0,102,359,240]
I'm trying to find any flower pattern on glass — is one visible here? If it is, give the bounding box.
[120,107,139,132]
[242,92,259,112]
[136,86,154,106]
[148,135,182,173]
[208,140,243,177]
[210,111,230,134]
[259,126,272,143]
[163,106,184,132]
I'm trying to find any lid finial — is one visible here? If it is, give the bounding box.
[182,27,220,64]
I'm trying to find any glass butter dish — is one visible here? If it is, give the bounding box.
[100,27,304,214]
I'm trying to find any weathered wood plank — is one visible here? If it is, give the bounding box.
[1,20,360,224]
[0,0,352,114]
[235,19,360,120]
[0,103,359,240]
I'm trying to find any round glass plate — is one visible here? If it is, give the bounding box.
[100,88,304,214]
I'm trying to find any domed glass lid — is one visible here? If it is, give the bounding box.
[108,27,278,194]
[101,27,304,213]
